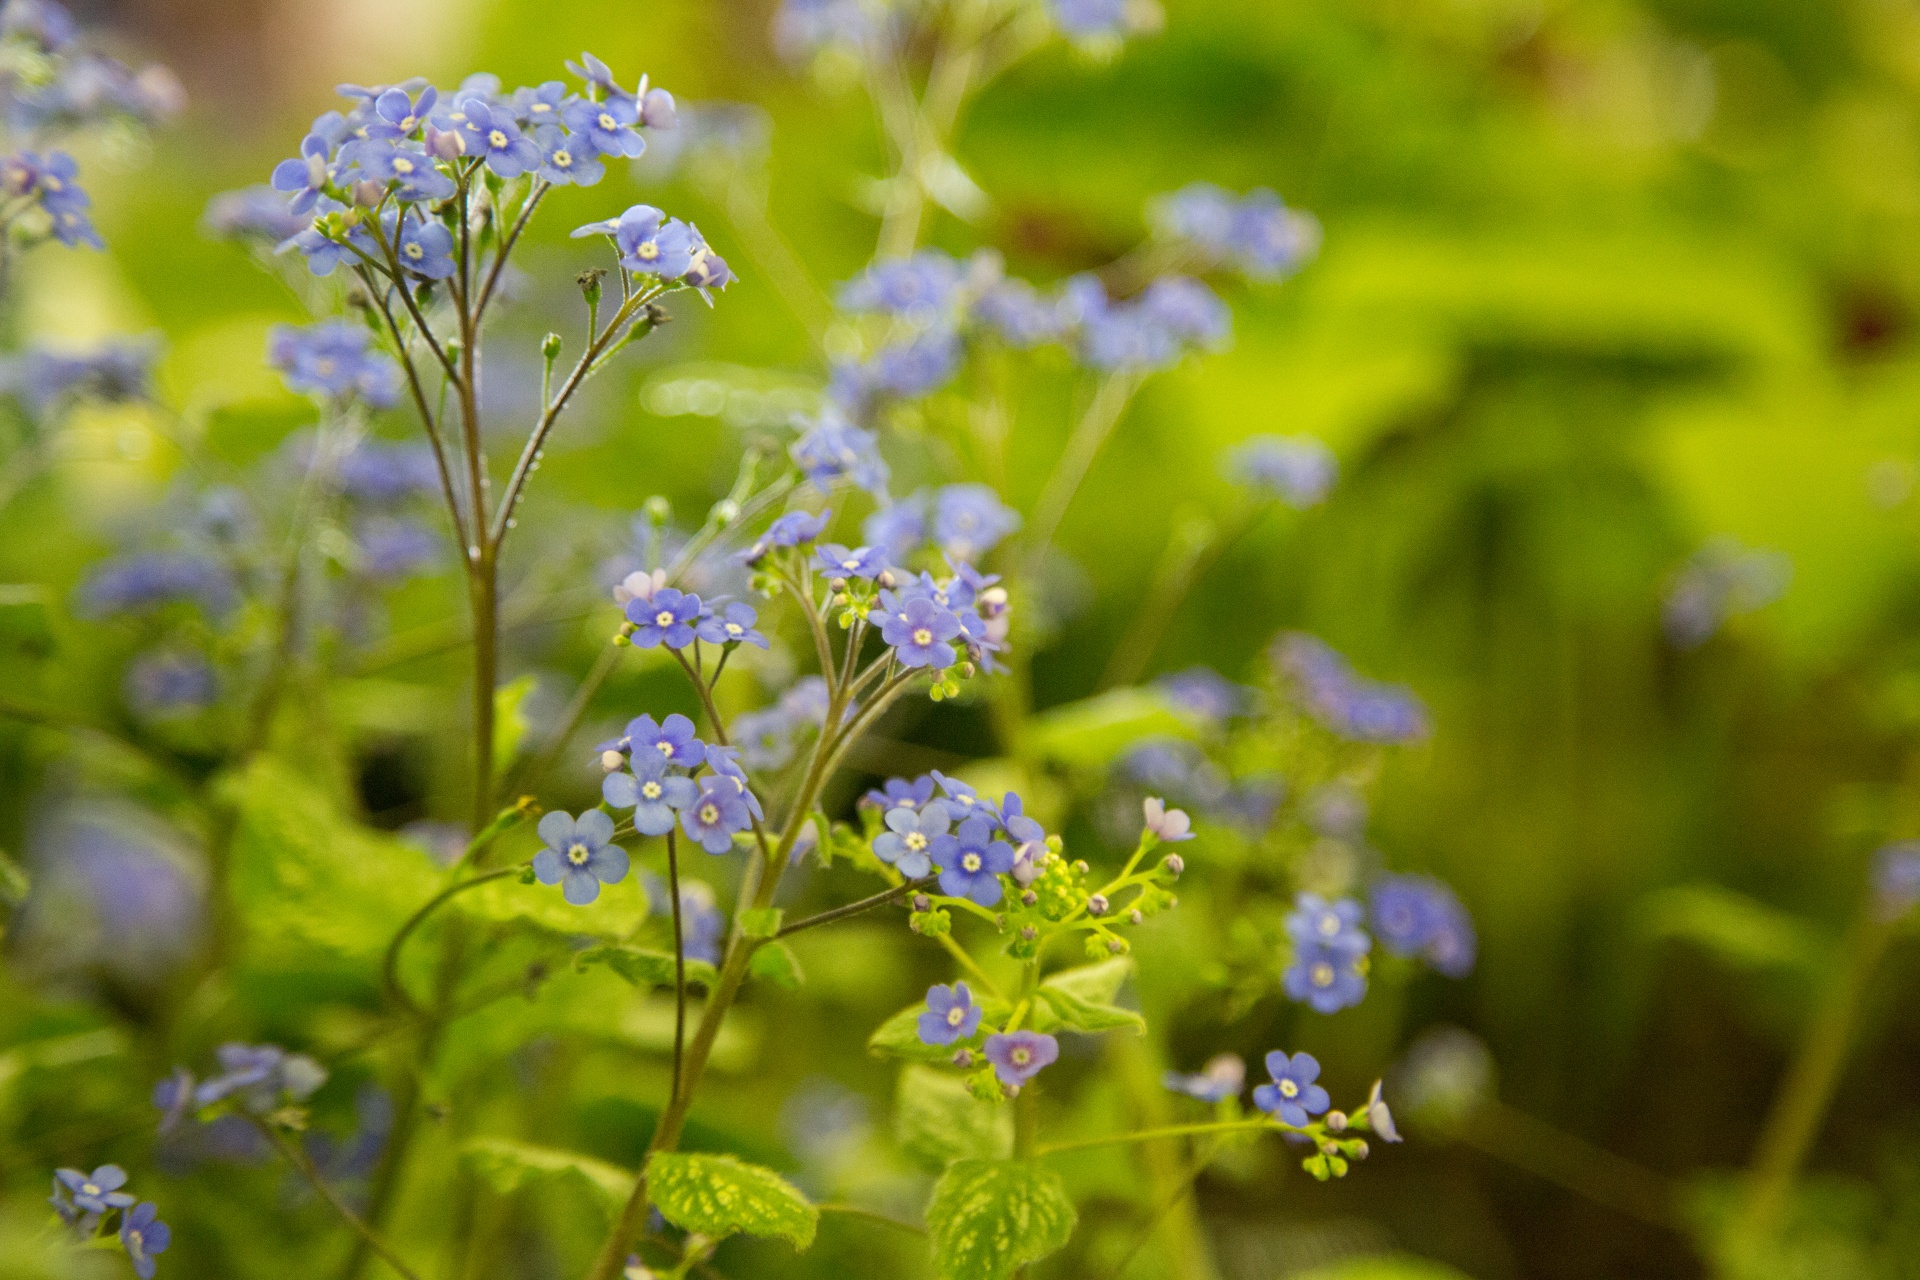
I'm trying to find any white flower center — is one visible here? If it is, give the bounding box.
[1279,1079,1299,1098]
[655,609,674,626]
[700,803,719,824]
[655,741,674,757]
[532,102,551,113]
[1011,1047,1030,1066]
[641,781,662,800]
[905,832,927,851]
[567,842,591,866]
[725,622,743,636]
[82,1183,99,1196]
[599,112,617,130]
[946,1006,965,1026]
[393,156,415,174]
[489,129,508,148]
[554,149,572,167]
[1317,913,1340,937]
[404,243,423,259]
[1310,962,1335,987]
[962,853,982,873]
[637,241,660,260]
[913,627,933,646]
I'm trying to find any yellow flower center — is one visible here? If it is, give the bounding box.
[1279,1079,1299,1098]
[1011,1047,1031,1066]
[913,627,933,646]
[655,741,673,757]
[655,609,674,626]
[1317,914,1340,937]
[532,102,551,113]
[946,1006,965,1026]
[962,853,982,873]
[489,129,508,148]
[393,156,415,174]
[699,804,720,824]
[553,150,572,167]
[404,243,423,259]
[599,112,617,130]
[905,832,927,851]
[567,842,591,866]
[1310,962,1335,987]
[82,1183,99,1196]
[726,622,743,636]
[637,241,660,260]
[641,781,662,800]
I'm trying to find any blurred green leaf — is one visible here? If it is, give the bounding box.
[740,907,783,938]
[576,944,717,991]
[492,674,538,771]
[926,1159,1076,1280]
[0,847,27,906]
[1636,884,1829,977]
[1292,1256,1476,1280]
[462,1137,633,1217]
[749,940,804,990]
[895,1064,1012,1170]
[1030,958,1142,1034]
[456,873,652,940]
[1018,689,1191,770]
[647,1151,818,1249]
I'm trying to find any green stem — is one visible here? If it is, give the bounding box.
[1036,1118,1280,1157]
[1020,372,1141,584]
[815,1203,927,1236]
[666,829,687,1103]
[380,866,524,1019]
[256,1122,424,1280]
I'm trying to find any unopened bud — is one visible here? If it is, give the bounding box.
[1106,937,1125,954]
[1128,908,1143,925]
[877,569,897,589]
[1326,1110,1348,1132]
[643,495,671,524]
[600,750,624,772]
[828,576,848,593]
[1073,860,1090,875]
[578,268,605,306]
[711,498,740,527]
[425,125,466,160]
[1020,890,1038,906]
[1087,894,1109,916]
[952,1049,974,1068]
[912,894,930,913]
[1004,1082,1021,1097]
[541,332,562,361]
[1164,854,1185,876]
[1352,1140,1370,1159]
[351,178,384,207]
[1020,925,1037,941]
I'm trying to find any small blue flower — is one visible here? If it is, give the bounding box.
[1226,188,1319,279]
[791,412,888,494]
[875,595,962,669]
[1370,875,1445,957]
[267,320,401,407]
[531,123,605,186]
[124,649,216,718]
[934,816,1014,906]
[1050,0,1128,39]
[512,80,571,127]
[917,981,983,1045]
[1225,435,1336,507]
[625,587,703,648]
[603,751,696,837]
[681,778,752,854]
[533,809,628,905]
[1253,1051,1329,1126]
[1274,633,1429,743]
[563,92,646,158]
[703,743,765,822]
[995,792,1044,846]
[863,500,926,561]
[1286,894,1368,951]
[462,100,541,177]
[1140,276,1230,349]
[356,142,456,203]
[865,775,935,810]
[867,327,960,400]
[355,516,439,580]
[1164,1053,1245,1103]
[972,278,1063,347]
[678,880,726,963]
[1158,667,1249,723]
[1876,841,1920,918]
[768,509,830,546]
[682,227,734,289]
[78,552,234,617]
[930,770,993,822]
[983,1031,1058,1087]
[934,484,1019,562]
[120,1202,171,1280]
[56,1165,134,1214]
[873,801,950,879]
[269,133,332,215]
[623,712,705,766]
[694,601,768,648]
[393,213,455,279]
[366,85,437,139]
[838,251,963,318]
[815,543,888,579]
[1284,939,1369,1014]
[204,185,311,242]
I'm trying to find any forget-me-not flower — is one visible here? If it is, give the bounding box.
[681,777,752,854]
[983,1031,1058,1087]
[625,587,702,648]
[917,981,983,1046]
[873,801,950,879]
[935,816,1014,906]
[1253,1050,1329,1127]
[603,751,696,837]
[534,809,628,905]
[119,1202,170,1280]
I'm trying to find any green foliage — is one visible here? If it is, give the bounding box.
[1018,689,1191,770]
[895,1064,1013,1169]
[1637,884,1829,978]
[739,906,784,938]
[1293,1257,1476,1280]
[646,1151,819,1250]
[925,1159,1077,1280]
[491,674,538,771]
[748,939,804,989]
[1030,958,1145,1034]
[461,1138,635,1217]
[575,944,718,991]
[869,995,1012,1063]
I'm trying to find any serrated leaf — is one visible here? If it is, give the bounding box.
[896,1064,1012,1170]
[1637,884,1827,977]
[1019,689,1192,770]
[749,940,803,989]
[1041,957,1133,1004]
[647,1151,818,1249]
[576,945,718,990]
[869,995,1011,1063]
[739,907,783,938]
[926,1159,1076,1280]
[462,1138,634,1216]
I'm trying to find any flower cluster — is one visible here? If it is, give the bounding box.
[1284,893,1372,1013]
[1662,536,1790,649]
[619,578,768,653]
[76,551,234,618]
[123,650,216,720]
[1152,183,1322,280]
[589,715,764,871]
[156,1042,329,1118]
[47,1164,170,1278]
[1371,874,1476,977]
[868,776,1026,903]
[268,321,401,408]
[914,980,1062,1091]
[861,485,1021,564]
[1224,434,1338,507]
[0,337,156,419]
[1274,632,1429,743]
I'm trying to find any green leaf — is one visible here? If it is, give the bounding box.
[925,1159,1076,1280]
[455,872,652,940]
[1030,958,1142,1032]
[1018,689,1192,770]
[575,945,718,991]
[0,846,28,906]
[646,1151,818,1249]
[1636,884,1828,977]
[492,674,538,770]
[896,1064,1012,1170]
[749,940,804,990]
[869,995,1011,1063]
[1294,1256,1476,1280]
[1040,957,1133,1004]
[462,1138,634,1217]
[739,907,784,938]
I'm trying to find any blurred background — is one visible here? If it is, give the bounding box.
[8,0,1920,1278]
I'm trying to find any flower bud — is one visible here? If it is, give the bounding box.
[1020,890,1038,907]
[1072,859,1090,875]
[828,576,848,593]
[541,332,562,361]
[643,495,671,525]
[1087,894,1109,916]
[351,178,384,207]
[1164,854,1185,877]
[1020,925,1037,941]
[640,86,678,129]
[1352,1140,1370,1159]
[600,750,624,772]
[425,125,465,160]
[1325,1110,1348,1132]
[577,268,605,306]
[711,498,740,527]
[1128,908,1143,925]
[912,894,930,913]
[952,1049,974,1067]
[877,568,897,589]
[1106,937,1125,955]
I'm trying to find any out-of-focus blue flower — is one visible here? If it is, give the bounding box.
[192,1043,326,1111]
[56,1165,134,1214]
[1139,276,1229,348]
[625,586,703,649]
[1227,188,1320,279]
[839,251,963,318]
[78,552,233,618]
[935,815,1014,906]
[124,649,215,718]
[773,0,876,61]
[1050,0,1130,39]
[355,516,439,580]
[1371,874,1475,977]
[533,809,628,905]
[563,92,645,159]
[1158,666,1248,724]
[1287,893,1367,951]
[1875,840,1920,918]
[1273,632,1429,743]
[1663,538,1791,649]
[678,880,725,963]
[983,1031,1058,1087]
[868,327,961,399]
[604,750,696,837]
[863,498,927,561]
[816,543,888,579]
[1253,1050,1329,1126]
[1165,1053,1244,1102]
[875,594,963,669]
[2,337,157,418]
[874,801,950,879]
[336,438,440,503]
[681,777,752,854]
[3,0,78,50]
[531,123,605,185]
[1284,938,1368,1014]
[917,981,983,1046]
[769,508,830,546]
[204,184,308,242]
[972,277,1063,347]
[1153,183,1237,254]
[268,320,401,407]
[934,484,1019,562]
[1225,435,1336,507]
[512,79,570,126]
[791,411,889,494]
[120,1202,170,1279]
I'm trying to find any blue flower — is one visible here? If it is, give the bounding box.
[56,1165,134,1214]
[623,712,705,766]
[768,508,830,546]
[1662,538,1791,649]
[1370,874,1475,975]
[531,123,605,185]
[873,801,950,879]
[1158,667,1249,723]
[77,552,233,617]
[1227,188,1319,279]
[353,514,436,581]
[461,100,541,177]
[972,278,1063,347]
[124,650,215,718]
[875,595,962,669]
[1140,276,1230,349]
[983,1031,1058,1087]
[694,600,769,648]
[995,792,1044,846]
[677,880,726,963]
[565,52,632,104]
[815,543,888,579]
[1286,893,1367,951]
[394,213,455,279]
[930,770,994,823]
[1252,1051,1330,1127]
[865,775,935,811]
[120,1202,171,1280]
[1284,939,1369,1014]
[267,320,401,407]
[680,778,752,854]
[337,438,440,502]
[204,185,310,242]
[791,412,889,494]
[772,0,876,61]
[603,751,696,837]
[625,586,703,648]
[934,816,1014,906]
[934,484,1019,562]
[683,227,734,289]
[917,981,983,1046]
[512,80,571,127]
[868,327,960,399]
[48,201,103,249]
[533,809,628,905]
[862,500,926,560]
[838,251,963,318]
[571,203,695,277]
[269,132,332,214]
[563,93,646,159]
[366,85,437,139]
[1050,0,1129,38]
[1152,183,1237,255]
[703,743,764,822]
[1225,435,1336,507]
[1164,1053,1245,1103]
[280,216,376,278]
[356,142,456,202]
[1273,633,1429,743]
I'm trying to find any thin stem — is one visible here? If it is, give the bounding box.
[1020,372,1140,583]
[775,877,933,939]
[1103,1143,1221,1280]
[1099,503,1260,691]
[815,1203,927,1237]
[380,866,523,1019]
[1462,1099,1681,1230]
[666,829,688,1103]
[255,1122,425,1280]
[936,933,1004,998]
[358,269,470,548]
[475,180,549,324]
[1036,1117,1280,1157]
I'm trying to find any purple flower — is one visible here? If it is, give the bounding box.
[694,601,768,648]
[1287,894,1367,951]
[337,438,439,502]
[56,1165,134,1214]
[203,185,309,242]
[120,1202,171,1280]
[623,712,705,766]
[1273,633,1429,743]
[683,228,734,289]
[78,552,233,617]
[869,327,960,399]
[1158,667,1248,723]
[1050,0,1128,38]
[703,743,764,822]
[1284,939,1369,1014]
[270,133,332,215]
[815,543,888,579]
[876,595,962,669]
[366,85,437,139]
[1139,276,1230,348]
[1225,435,1336,507]
[839,251,963,318]
[972,277,1063,347]
[983,1031,1059,1087]
[563,93,645,159]
[934,484,1019,561]
[930,770,993,823]
[917,981,983,1045]
[1164,1053,1245,1103]
[995,792,1044,846]
[1369,875,1476,976]
[1252,1050,1329,1126]
[934,816,1014,906]
[531,123,605,185]
[1226,188,1320,279]
[681,777,752,854]
[1153,183,1237,254]
[873,801,950,879]
[625,586,703,649]
[603,751,696,837]
[533,809,628,905]
[1142,797,1193,843]
[769,508,830,546]
[512,79,571,127]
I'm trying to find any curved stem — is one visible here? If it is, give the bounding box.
[380,866,523,1018]
[815,1203,927,1237]
[255,1122,425,1280]
[1019,372,1141,583]
[775,876,934,939]
[475,180,548,324]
